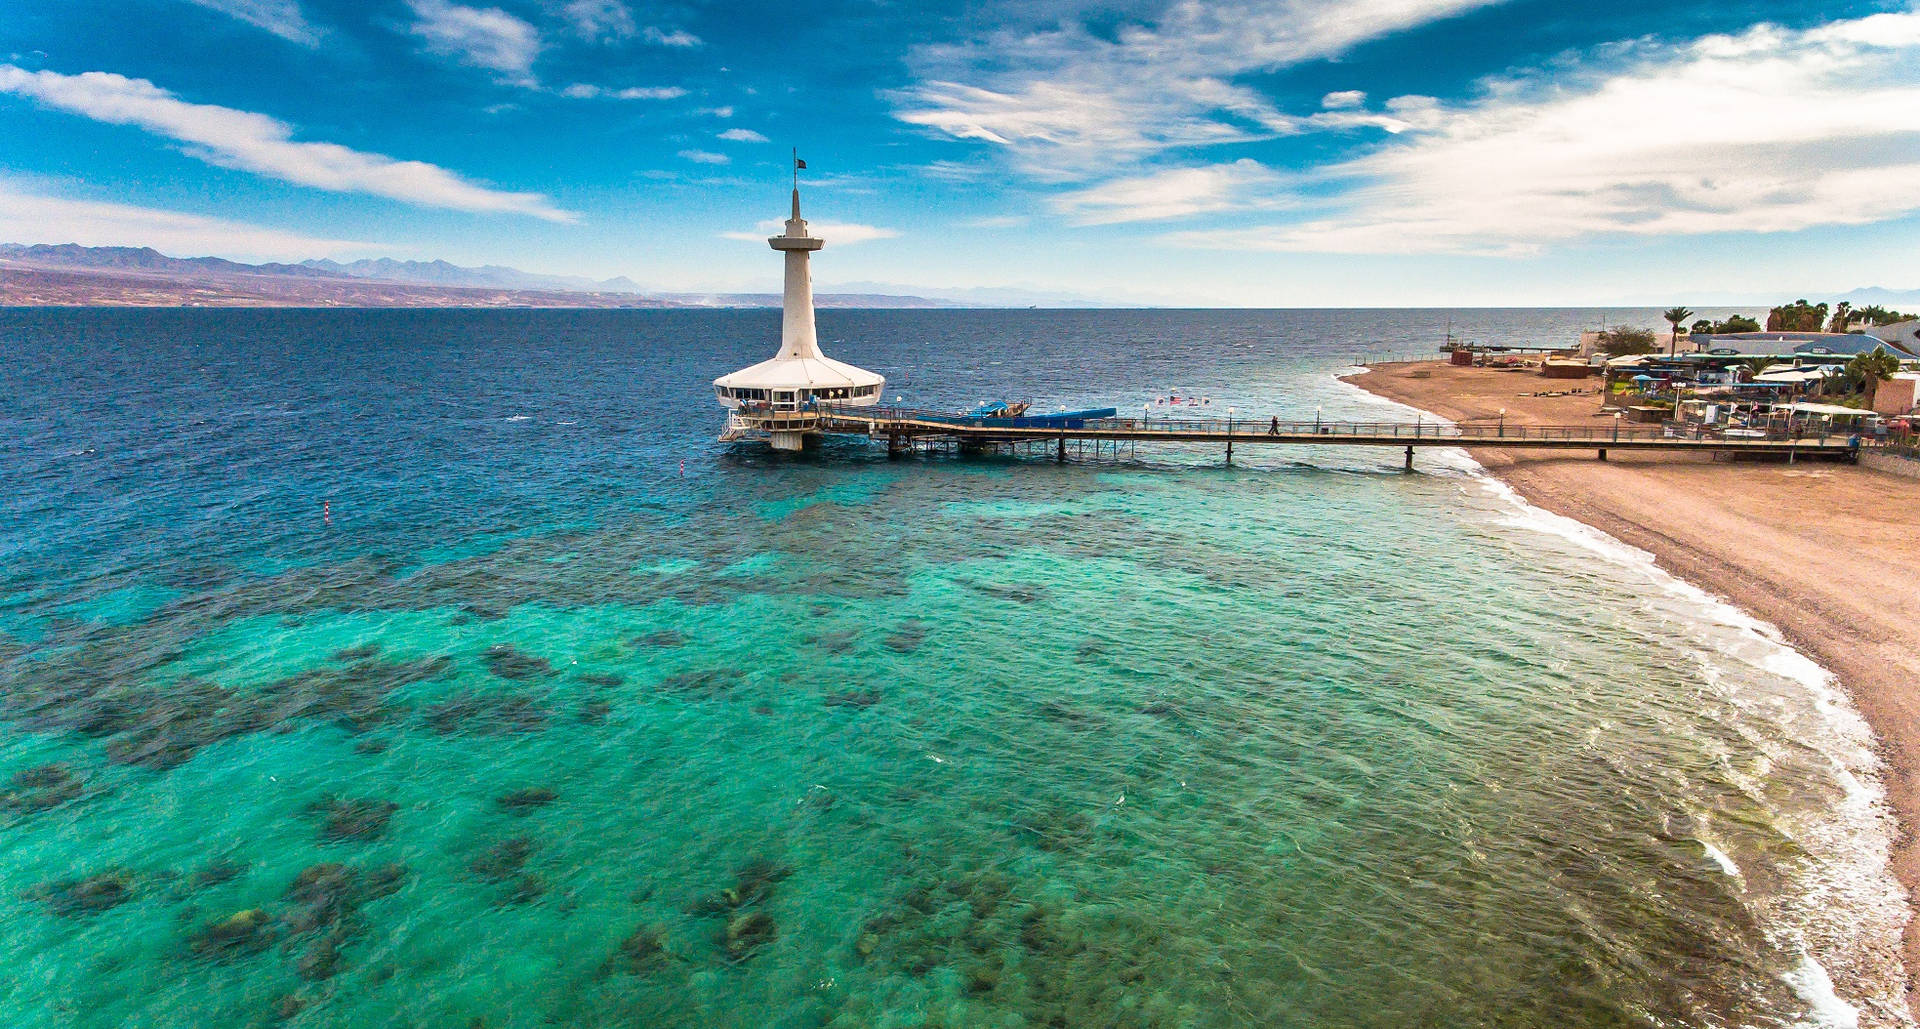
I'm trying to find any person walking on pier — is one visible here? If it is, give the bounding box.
[1269,416,1280,435]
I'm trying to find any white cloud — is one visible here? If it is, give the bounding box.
[964,214,1027,229]
[642,27,701,47]
[722,220,899,245]
[892,0,1505,174]
[0,66,575,221]
[1164,11,1920,256]
[181,0,319,45]
[679,149,729,164]
[717,128,768,142]
[0,179,374,259]
[704,105,734,118]
[561,83,686,100]
[407,0,541,83]
[1051,159,1287,224]
[562,0,633,42]
[1320,90,1366,109]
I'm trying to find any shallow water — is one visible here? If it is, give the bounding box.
[0,308,1907,1027]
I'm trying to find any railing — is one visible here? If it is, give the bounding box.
[1350,350,1445,367]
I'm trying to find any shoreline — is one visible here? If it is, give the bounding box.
[1344,359,1920,1023]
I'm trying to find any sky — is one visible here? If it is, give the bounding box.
[2,0,1918,305]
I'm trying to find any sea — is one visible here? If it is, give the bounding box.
[0,307,1908,1028]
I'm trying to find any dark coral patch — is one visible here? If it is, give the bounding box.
[309,797,398,843]
[1,763,87,814]
[423,693,550,735]
[483,645,554,681]
[494,788,557,813]
[34,871,133,917]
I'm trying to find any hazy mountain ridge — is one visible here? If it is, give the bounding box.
[299,257,649,294]
[0,244,968,308]
[1,243,346,279]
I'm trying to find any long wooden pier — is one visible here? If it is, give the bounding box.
[778,408,1862,466]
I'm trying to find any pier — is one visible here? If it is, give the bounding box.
[781,408,1861,466]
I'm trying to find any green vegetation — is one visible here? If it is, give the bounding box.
[1662,306,1693,355]
[1689,315,1760,335]
[1767,299,1829,332]
[1856,304,1914,326]
[1839,349,1901,404]
[1596,324,1658,356]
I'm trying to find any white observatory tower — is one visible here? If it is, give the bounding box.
[713,157,885,450]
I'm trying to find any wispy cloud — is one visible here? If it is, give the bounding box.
[892,0,1506,175]
[0,66,575,221]
[679,149,729,164]
[561,0,632,42]
[1164,11,1920,255]
[0,178,374,259]
[642,27,701,47]
[407,0,541,84]
[722,220,899,245]
[1051,159,1287,225]
[717,128,767,142]
[181,0,319,45]
[561,83,686,100]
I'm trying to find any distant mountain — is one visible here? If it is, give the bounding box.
[829,280,1130,309]
[1838,286,1920,308]
[2,243,344,279]
[300,257,648,294]
[0,243,966,309]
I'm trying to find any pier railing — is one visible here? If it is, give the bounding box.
[821,406,1858,446]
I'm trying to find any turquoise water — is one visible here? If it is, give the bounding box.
[0,309,1907,1027]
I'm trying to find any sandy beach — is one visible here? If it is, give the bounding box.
[1347,359,1920,1015]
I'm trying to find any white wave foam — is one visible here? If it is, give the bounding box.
[1788,955,1862,1029]
[1328,367,1913,1028]
[1700,838,1742,880]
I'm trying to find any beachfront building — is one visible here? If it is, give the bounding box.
[1875,373,1920,417]
[1864,319,1920,345]
[1686,330,1920,361]
[713,180,885,450]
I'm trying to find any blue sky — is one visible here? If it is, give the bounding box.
[2,0,1917,304]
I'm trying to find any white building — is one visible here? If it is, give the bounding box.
[713,181,885,450]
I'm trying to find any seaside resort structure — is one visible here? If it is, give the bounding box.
[714,183,885,451]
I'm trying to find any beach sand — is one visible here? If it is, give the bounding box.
[1346,359,1920,1016]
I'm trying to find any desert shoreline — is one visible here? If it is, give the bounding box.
[1346,358,1920,1021]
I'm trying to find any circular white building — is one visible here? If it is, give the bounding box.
[714,182,885,450]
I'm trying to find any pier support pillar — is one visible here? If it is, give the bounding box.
[1597,448,1607,461]
[1404,445,1413,471]
[1057,436,1066,463]
[887,432,905,459]
[1226,438,1233,465]
[771,430,807,452]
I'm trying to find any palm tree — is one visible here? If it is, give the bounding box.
[1847,349,1900,407]
[1663,307,1694,355]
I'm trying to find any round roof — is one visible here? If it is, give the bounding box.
[713,354,884,391]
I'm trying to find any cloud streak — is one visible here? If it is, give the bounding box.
[1051,159,1287,225]
[0,179,374,259]
[722,220,899,245]
[407,0,541,83]
[1164,11,1920,255]
[181,0,319,45]
[893,0,1506,174]
[0,66,575,221]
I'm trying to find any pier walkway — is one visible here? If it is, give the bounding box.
[775,408,1862,466]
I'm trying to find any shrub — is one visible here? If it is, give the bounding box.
[1596,325,1658,356]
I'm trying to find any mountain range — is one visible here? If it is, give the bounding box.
[0,244,971,308]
